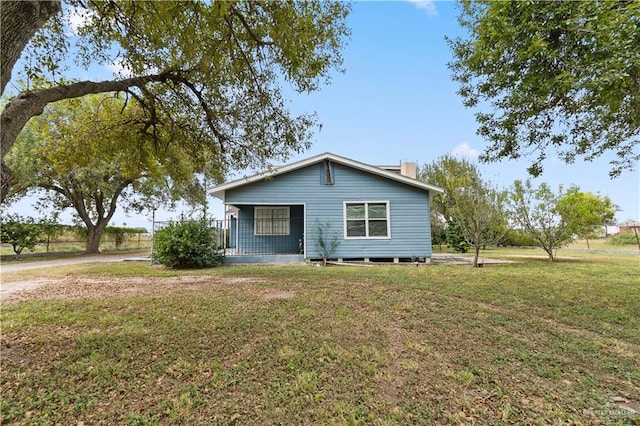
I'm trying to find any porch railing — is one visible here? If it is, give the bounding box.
[213,217,304,255]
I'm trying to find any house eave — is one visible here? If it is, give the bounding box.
[207,152,444,200]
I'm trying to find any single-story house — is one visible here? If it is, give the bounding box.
[208,152,444,264]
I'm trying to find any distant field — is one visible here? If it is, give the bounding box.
[0,236,152,256]
[3,233,638,258]
[1,249,638,424]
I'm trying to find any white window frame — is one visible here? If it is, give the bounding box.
[254,206,291,236]
[343,201,391,239]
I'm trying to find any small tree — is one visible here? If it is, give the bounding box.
[314,220,340,265]
[105,227,128,250]
[450,179,508,267]
[37,216,65,253]
[418,155,480,223]
[0,214,42,258]
[556,190,617,250]
[419,154,507,265]
[508,180,575,261]
[153,219,223,269]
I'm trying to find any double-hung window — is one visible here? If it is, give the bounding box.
[344,202,390,238]
[255,207,290,235]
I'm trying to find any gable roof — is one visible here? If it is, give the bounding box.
[208,152,444,201]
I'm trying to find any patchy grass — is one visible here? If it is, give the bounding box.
[1,254,639,425]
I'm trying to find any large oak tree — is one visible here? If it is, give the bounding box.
[1,0,351,201]
[448,0,639,178]
[6,94,213,253]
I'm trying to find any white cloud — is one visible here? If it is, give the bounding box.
[106,60,160,78]
[66,8,95,36]
[106,59,132,78]
[451,142,481,161]
[408,0,438,16]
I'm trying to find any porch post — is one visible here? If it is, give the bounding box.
[303,203,307,258]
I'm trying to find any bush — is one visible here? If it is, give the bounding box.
[153,219,223,268]
[445,222,470,253]
[501,229,541,247]
[607,232,638,246]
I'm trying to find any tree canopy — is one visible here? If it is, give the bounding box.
[1,1,351,201]
[6,93,214,253]
[556,189,617,249]
[418,155,507,266]
[417,154,479,222]
[508,180,576,262]
[448,0,640,177]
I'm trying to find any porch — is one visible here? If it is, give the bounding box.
[213,205,305,263]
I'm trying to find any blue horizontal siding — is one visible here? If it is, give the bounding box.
[224,254,304,264]
[225,162,433,259]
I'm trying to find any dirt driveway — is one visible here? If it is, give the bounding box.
[1,274,265,304]
[0,253,151,302]
[0,253,150,274]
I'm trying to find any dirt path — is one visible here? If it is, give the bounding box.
[0,253,150,274]
[0,254,151,301]
[1,275,267,304]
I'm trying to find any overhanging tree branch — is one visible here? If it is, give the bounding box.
[229,4,275,48]
[0,70,189,202]
[1,70,188,160]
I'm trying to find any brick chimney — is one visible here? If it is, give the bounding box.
[400,162,417,179]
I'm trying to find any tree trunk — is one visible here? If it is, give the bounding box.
[1,160,15,205]
[585,237,590,250]
[473,244,481,267]
[85,222,108,254]
[545,247,555,262]
[1,0,61,96]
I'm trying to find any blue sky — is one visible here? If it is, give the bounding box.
[6,1,639,228]
[276,1,639,223]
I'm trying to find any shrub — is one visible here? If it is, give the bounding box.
[431,227,447,251]
[105,227,128,249]
[314,220,339,265]
[501,229,542,247]
[153,219,223,268]
[607,232,638,246]
[71,226,88,241]
[37,217,65,253]
[445,222,470,253]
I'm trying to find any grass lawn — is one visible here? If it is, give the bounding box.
[1,251,638,425]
